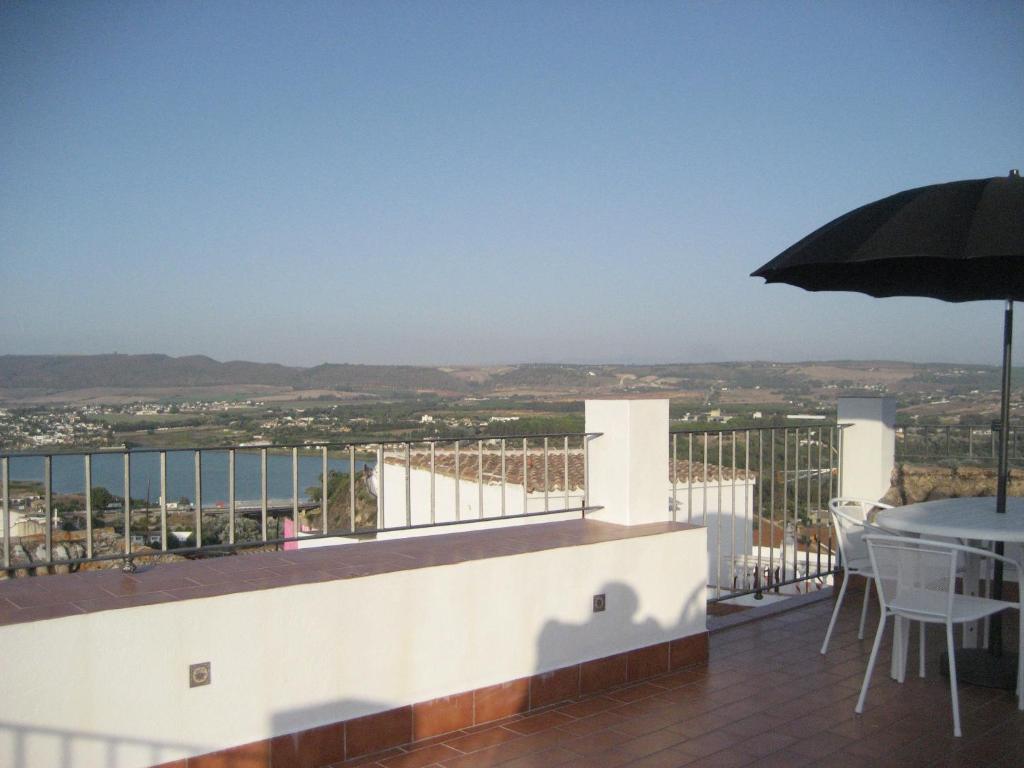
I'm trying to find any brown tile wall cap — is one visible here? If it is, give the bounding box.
[0,519,699,627]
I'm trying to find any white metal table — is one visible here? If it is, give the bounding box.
[876,497,1024,549]
[876,497,1024,680]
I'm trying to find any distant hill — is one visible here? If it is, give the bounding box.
[0,354,469,394]
[0,354,1016,405]
[298,364,469,393]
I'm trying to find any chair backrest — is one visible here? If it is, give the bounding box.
[828,497,893,522]
[828,508,885,567]
[828,497,896,568]
[863,535,958,621]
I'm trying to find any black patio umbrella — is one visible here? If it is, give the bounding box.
[752,170,1023,681]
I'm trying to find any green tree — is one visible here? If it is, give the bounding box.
[90,486,117,510]
[306,468,378,532]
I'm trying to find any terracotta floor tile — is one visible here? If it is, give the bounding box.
[555,696,620,719]
[496,746,581,768]
[626,749,699,767]
[563,728,634,756]
[738,748,816,768]
[554,709,629,737]
[546,751,634,768]
[678,746,754,768]
[380,743,462,768]
[443,726,520,754]
[459,714,523,734]
[404,733,467,752]
[785,729,854,758]
[732,730,797,758]
[439,731,562,767]
[610,713,679,738]
[605,682,664,704]
[504,710,574,735]
[618,728,689,757]
[332,748,404,766]
[672,730,739,759]
[717,714,783,738]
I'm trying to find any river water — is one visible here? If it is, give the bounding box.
[7,452,371,505]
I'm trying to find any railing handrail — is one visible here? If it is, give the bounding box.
[895,422,1021,461]
[8,504,606,571]
[896,423,1019,429]
[669,422,849,437]
[0,431,603,460]
[669,422,843,602]
[1,430,600,574]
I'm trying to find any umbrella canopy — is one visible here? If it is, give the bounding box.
[752,172,1023,479]
[752,172,1024,302]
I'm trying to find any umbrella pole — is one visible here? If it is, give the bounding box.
[996,299,1013,516]
[945,300,1017,685]
[991,300,1012,655]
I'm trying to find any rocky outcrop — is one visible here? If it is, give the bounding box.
[883,463,1024,506]
[2,541,86,578]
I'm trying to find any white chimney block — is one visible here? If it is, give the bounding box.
[838,396,896,502]
[584,399,670,525]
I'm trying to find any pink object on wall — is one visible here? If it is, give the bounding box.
[283,517,298,550]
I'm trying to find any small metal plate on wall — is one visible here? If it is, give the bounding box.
[593,594,606,612]
[190,662,211,688]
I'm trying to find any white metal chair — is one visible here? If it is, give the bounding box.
[820,498,894,655]
[855,535,1023,737]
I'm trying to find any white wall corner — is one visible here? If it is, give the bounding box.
[584,399,670,525]
[837,396,896,502]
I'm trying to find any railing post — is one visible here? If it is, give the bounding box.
[838,397,896,501]
[584,399,670,525]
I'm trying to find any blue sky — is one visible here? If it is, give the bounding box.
[2,1,1022,367]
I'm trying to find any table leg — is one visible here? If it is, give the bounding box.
[890,616,908,680]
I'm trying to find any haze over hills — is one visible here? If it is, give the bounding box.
[0,354,470,396]
[0,354,1018,408]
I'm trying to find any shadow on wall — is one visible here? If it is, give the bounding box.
[267,699,392,768]
[0,721,203,768]
[260,580,707,768]
[535,580,704,674]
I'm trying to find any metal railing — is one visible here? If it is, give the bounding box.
[895,424,1023,463]
[1,432,599,574]
[670,424,847,602]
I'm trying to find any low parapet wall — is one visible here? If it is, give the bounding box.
[0,519,707,768]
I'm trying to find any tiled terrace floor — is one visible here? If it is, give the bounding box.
[334,593,1022,768]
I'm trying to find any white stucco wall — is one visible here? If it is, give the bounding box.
[379,465,585,530]
[378,464,755,588]
[0,526,707,768]
[671,480,757,587]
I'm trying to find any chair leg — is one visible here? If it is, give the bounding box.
[856,613,887,715]
[821,571,850,655]
[858,578,871,640]
[946,623,961,738]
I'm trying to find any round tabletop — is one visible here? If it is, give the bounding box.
[876,497,1024,543]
